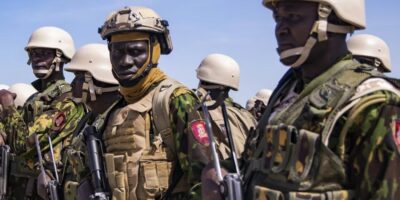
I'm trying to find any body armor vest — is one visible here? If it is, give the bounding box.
[195,88,256,160]
[244,58,400,200]
[103,78,187,200]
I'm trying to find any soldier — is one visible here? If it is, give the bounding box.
[59,43,120,200]
[0,26,75,199]
[195,53,256,160]
[246,97,256,112]
[253,89,272,121]
[203,0,400,199]
[347,34,392,73]
[26,43,120,200]
[98,6,209,199]
[8,83,38,109]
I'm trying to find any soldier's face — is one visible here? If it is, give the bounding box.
[28,48,56,78]
[109,40,149,86]
[272,2,318,65]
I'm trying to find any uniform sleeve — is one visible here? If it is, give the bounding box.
[1,105,29,153]
[169,88,210,198]
[349,91,400,200]
[23,99,86,161]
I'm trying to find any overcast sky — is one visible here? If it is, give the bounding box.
[0,0,399,105]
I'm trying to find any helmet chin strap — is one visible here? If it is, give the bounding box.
[75,73,119,103]
[279,4,355,68]
[33,50,63,79]
[113,36,158,87]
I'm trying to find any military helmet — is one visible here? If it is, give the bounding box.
[347,34,391,72]
[8,83,37,107]
[255,89,272,105]
[99,6,173,54]
[246,97,257,110]
[196,53,240,91]
[0,84,9,90]
[263,0,365,68]
[263,0,366,29]
[65,44,118,85]
[25,26,75,60]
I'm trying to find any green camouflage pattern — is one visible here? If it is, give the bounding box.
[169,88,210,199]
[244,57,400,200]
[347,91,400,199]
[6,98,84,200]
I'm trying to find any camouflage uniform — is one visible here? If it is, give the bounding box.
[1,79,71,199]
[243,56,400,199]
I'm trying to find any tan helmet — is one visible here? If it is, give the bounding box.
[8,83,37,107]
[246,97,257,110]
[25,26,75,60]
[196,53,240,91]
[0,84,9,90]
[99,6,173,54]
[263,0,365,68]
[65,44,117,85]
[65,44,119,102]
[255,89,272,105]
[347,34,391,72]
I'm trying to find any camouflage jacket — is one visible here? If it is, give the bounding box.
[243,56,400,200]
[0,79,71,154]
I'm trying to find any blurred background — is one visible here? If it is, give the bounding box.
[0,0,399,105]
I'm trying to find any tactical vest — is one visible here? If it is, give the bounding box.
[244,58,400,200]
[195,88,256,160]
[23,80,71,124]
[103,78,189,200]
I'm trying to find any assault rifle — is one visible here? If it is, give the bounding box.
[83,125,109,200]
[198,93,243,200]
[47,135,60,200]
[0,145,10,200]
[34,134,60,200]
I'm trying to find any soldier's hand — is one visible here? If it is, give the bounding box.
[37,170,53,200]
[0,89,16,107]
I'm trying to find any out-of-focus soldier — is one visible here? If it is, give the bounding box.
[0,26,75,200]
[195,53,256,160]
[347,34,392,73]
[245,97,256,112]
[8,83,38,109]
[98,6,210,199]
[253,89,272,120]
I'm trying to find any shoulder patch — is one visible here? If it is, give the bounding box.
[191,120,209,146]
[393,120,400,149]
[52,112,66,132]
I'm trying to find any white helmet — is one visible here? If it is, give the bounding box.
[347,34,391,72]
[25,26,75,60]
[99,6,173,54]
[65,44,119,102]
[196,53,240,91]
[263,0,365,68]
[8,83,37,107]
[0,84,9,90]
[255,89,272,105]
[25,26,76,79]
[246,97,257,110]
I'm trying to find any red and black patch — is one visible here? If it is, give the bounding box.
[393,120,400,147]
[191,120,209,146]
[51,112,66,132]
